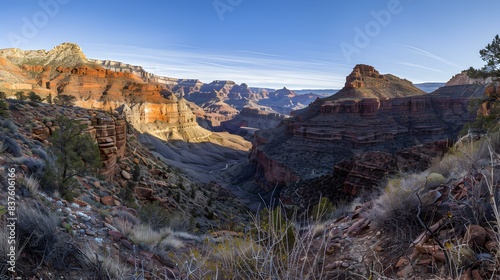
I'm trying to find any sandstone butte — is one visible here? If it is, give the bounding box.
[250,64,494,193]
[0,43,250,151]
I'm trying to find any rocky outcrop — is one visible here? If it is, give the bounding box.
[432,71,500,117]
[90,116,127,176]
[445,71,492,86]
[30,110,126,176]
[331,64,425,100]
[289,95,471,145]
[199,80,236,94]
[89,59,179,86]
[122,98,213,142]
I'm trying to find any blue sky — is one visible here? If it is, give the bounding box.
[1,1,499,89]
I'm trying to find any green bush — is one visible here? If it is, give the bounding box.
[132,164,141,181]
[257,206,296,256]
[15,91,26,100]
[27,91,42,102]
[53,94,76,106]
[43,116,101,197]
[0,99,9,118]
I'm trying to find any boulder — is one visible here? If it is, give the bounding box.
[100,195,115,206]
[135,187,154,201]
[464,225,487,250]
[121,170,131,180]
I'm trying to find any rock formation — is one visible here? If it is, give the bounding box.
[250,65,473,190]
[221,107,286,135]
[331,64,425,100]
[0,42,87,67]
[445,70,493,86]
[30,109,126,176]
[0,43,242,146]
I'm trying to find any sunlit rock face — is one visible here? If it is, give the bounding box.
[0,43,230,144]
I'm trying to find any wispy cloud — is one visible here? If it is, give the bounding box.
[82,43,345,89]
[397,62,443,73]
[233,50,284,58]
[400,44,462,69]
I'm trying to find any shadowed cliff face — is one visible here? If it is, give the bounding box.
[250,66,474,191]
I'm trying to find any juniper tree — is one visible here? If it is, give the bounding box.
[53,94,76,106]
[44,116,101,198]
[28,91,42,102]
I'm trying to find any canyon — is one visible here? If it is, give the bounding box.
[0,43,490,204]
[1,43,498,280]
[249,65,477,199]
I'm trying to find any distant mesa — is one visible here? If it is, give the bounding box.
[432,70,495,99]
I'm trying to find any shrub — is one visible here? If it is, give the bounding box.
[83,246,132,279]
[0,136,21,157]
[15,203,93,273]
[15,91,26,100]
[310,196,335,221]
[0,99,8,118]
[132,164,141,181]
[21,157,46,177]
[27,91,42,102]
[138,201,170,230]
[45,93,53,104]
[22,174,40,195]
[2,119,18,133]
[129,224,172,248]
[365,174,429,241]
[425,172,446,189]
[31,147,49,161]
[53,94,76,106]
[178,206,331,280]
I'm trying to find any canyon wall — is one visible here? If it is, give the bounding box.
[251,74,473,190]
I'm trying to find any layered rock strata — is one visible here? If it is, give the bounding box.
[30,110,126,176]
[251,66,474,190]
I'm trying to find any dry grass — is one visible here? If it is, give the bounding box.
[366,174,427,239]
[23,174,39,195]
[83,245,133,279]
[177,205,333,280]
[129,224,167,247]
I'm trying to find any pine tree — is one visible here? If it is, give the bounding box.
[468,34,500,80]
